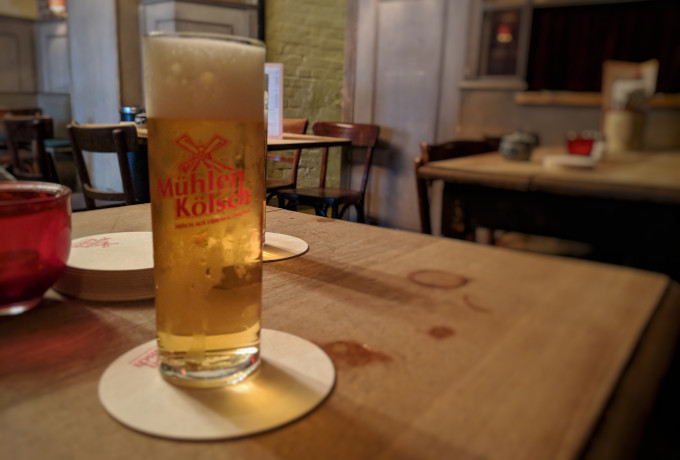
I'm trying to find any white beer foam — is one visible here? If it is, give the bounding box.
[144,35,265,121]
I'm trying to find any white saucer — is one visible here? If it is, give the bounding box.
[263,232,309,263]
[98,329,335,440]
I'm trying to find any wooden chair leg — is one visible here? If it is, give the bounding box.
[337,203,350,220]
[488,229,496,245]
[280,196,298,212]
[355,204,365,223]
[314,203,328,217]
[420,178,432,234]
[336,203,364,223]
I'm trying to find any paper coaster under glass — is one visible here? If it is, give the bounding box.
[98,329,335,440]
[263,232,309,263]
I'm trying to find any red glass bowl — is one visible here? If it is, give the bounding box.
[567,137,594,155]
[0,182,71,315]
[566,130,603,156]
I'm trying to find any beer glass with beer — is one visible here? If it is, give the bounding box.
[143,32,265,388]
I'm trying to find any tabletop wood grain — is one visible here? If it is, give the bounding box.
[1,204,678,460]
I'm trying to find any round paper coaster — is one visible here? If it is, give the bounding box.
[98,329,335,440]
[263,232,309,263]
[67,232,154,271]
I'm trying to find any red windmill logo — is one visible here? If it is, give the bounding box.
[73,237,119,249]
[175,134,232,174]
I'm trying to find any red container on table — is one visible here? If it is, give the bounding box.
[566,131,602,156]
[0,182,71,315]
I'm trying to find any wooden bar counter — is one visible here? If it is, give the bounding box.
[1,204,679,459]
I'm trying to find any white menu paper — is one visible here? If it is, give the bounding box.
[265,63,284,139]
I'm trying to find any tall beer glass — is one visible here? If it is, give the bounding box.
[143,32,265,388]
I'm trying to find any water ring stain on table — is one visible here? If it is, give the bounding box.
[463,295,492,314]
[407,270,469,289]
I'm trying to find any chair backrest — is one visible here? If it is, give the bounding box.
[311,121,380,194]
[67,122,138,210]
[3,115,58,183]
[415,139,496,234]
[0,108,42,132]
[5,108,42,116]
[282,118,308,135]
[266,118,309,186]
[420,140,496,164]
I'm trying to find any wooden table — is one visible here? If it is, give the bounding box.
[135,127,350,151]
[267,133,351,151]
[418,146,680,277]
[2,204,679,459]
[129,130,351,204]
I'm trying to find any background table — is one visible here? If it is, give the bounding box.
[265,133,351,151]
[128,130,350,204]
[136,127,351,151]
[418,146,680,278]
[2,205,679,459]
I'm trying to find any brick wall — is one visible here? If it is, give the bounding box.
[265,0,347,188]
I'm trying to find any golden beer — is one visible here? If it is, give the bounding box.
[143,33,265,387]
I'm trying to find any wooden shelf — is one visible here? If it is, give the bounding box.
[515,91,680,108]
[649,93,680,108]
[514,91,601,106]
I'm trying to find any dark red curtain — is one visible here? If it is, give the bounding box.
[526,0,680,93]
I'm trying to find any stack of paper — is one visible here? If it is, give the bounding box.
[53,232,154,301]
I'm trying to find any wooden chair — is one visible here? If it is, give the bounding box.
[0,108,42,118]
[0,108,42,156]
[277,121,380,223]
[3,115,59,183]
[265,118,309,203]
[1,110,74,183]
[67,123,138,210]
[0,108,42,146]
[415,140,496,234]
